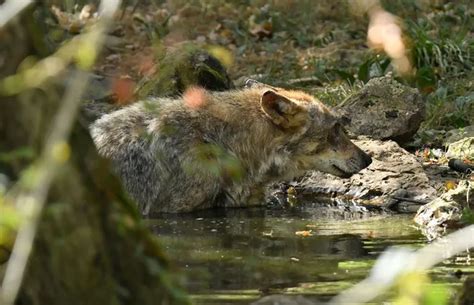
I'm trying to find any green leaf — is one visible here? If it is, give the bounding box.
[423,283,450,305]
[416,66,437,92]
[357,58,372,83]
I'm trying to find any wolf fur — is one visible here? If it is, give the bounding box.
[90,81,371,215]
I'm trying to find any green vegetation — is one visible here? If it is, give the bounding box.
[1,1,473,305]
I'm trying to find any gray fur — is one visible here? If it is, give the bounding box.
[90,87,371,215]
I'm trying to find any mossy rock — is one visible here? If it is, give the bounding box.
[446,137,474,160]
[135,44,234,98]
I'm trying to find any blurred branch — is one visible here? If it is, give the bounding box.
[0,1,120,305]
[0,1,119,96]
[328,225,474,305]
[0,0,32,28]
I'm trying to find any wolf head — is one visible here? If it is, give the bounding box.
[247,79,372,178]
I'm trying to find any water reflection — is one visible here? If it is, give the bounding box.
[148,205,470,304]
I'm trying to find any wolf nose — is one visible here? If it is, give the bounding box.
[362,152,372,168]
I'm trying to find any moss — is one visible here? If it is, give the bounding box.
[135,44,234,99]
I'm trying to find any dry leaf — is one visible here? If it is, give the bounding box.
[445,181,457,191]
[112,78,135,105]
[295,230,313,237]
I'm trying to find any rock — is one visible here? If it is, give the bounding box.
[414,180,473,240]
[410,129,447,148]
[295,139,436,212]
[444,126,474,145]
[135,45,234,98]
[251,295,317,305]
[446,137,474,160]
[81,47,234,126]
[337,75,424,143]
[409,126,474,150]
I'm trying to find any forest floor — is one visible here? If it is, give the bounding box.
[40,2,474,303]
[84,0,473,141]
[50,0,473,215]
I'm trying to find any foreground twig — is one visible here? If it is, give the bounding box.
[328,225,474,305]
[0,0,32,28]
[0,1,120,305]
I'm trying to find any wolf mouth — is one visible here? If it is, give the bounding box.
[331,164,353,179]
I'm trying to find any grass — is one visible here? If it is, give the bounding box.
[75,0,474,136]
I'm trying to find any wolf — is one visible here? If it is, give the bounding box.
[90,79,372,215]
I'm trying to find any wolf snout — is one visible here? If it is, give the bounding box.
[333,150,372,179]
[351,149,372,173]
[360,151,372,169]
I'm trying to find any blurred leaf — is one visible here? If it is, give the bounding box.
[51,141,71,164]
[112,78,136,105]
[416,66,437,93]
[422,283,450,305]
[461,208,474,224]
[379,58,391,73]
[0,147,35,163]
[357,58,372,83]
[0,205,21,229]
[393,272,430,305]
[207,46,234,69]
[338,260,373,270]
[193,144,244,182]
[75,40,97,70]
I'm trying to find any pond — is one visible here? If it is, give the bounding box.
[149,203,473,304]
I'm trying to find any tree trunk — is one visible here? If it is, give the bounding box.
[0,6,189,305]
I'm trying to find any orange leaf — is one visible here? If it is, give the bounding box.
[112,78,135,105]
[295,230,313,237]
[183,86,207,110]
[445,181,457,191]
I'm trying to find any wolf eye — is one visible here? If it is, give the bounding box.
[337,115,351,127]
[333,122,342,132]
[333,122,348,135]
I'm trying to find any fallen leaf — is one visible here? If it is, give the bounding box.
[183,86,207,109]
[112,78,135,105]
[445,181,457,191]
[295,230,313,237]
[367,230,375,238]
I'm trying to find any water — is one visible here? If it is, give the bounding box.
[149,204,473,304]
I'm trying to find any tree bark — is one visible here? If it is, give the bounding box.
[0,6,189,305]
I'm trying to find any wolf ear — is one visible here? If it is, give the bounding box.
[260,90,307,129]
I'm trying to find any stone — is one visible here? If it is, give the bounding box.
[444,125,474,145]
[337,75,424,143]
[414,180,473,240]
[446,137,474,160]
